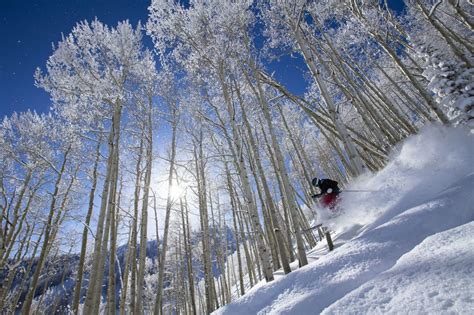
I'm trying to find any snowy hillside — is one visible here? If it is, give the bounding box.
[214,125,474,315]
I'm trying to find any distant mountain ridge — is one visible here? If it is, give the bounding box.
[2,225,237,313]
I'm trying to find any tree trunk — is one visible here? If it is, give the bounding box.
[293,25,367,175]
[84,102,122,315]
[0,169,33,270]
[119,224,133,315]
[224,163,245,296]
[217,65,274,282]
[154,112,178,315]
[372,31,450,123]
[416,1,472,67]
[136,96,154,314]
[180,196,197,315]
[129,137,144,315]
[238,89,291,273]
[21,148,70,315]
[72,138,101,314]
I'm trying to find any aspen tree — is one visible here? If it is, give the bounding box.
[237,89,291,273]
[224,162,245,296]
[21,147,71,315]
[245,68,309,266]
[179,196,197,315]
[136,114,151,314]
[154,107,178,315]
[346,1,450,123]
[119,224,133,315]
[72,137,102,314]
[261,0,367,175]
[414,0,472,67]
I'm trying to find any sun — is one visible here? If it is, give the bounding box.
[169,183,185,200]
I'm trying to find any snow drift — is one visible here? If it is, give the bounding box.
[214,125,474,315]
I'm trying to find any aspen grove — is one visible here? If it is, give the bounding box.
[0,0,472,314]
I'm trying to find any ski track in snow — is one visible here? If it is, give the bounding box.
[214,126,474,315]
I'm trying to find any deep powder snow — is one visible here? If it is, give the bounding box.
[214,125,474,315]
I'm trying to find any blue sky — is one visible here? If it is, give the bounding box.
[0,0,150,117]
[0,0,405,119]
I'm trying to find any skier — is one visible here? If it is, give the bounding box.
[311,177,341,210]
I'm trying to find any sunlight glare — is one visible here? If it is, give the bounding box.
[169,183,185,200]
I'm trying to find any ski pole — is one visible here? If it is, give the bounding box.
[302,224,323,232]
[342,189,378,193]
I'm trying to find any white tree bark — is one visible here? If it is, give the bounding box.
[154,109,177,315]
[217,65,275,282]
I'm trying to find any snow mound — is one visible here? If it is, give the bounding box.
[214,125,474,315]
[322,221,474,314]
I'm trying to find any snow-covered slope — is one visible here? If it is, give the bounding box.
[214,125,474,315]
[323,221,474,314]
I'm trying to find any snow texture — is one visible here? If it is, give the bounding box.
[214,125,474,315]
[323,221,474,314]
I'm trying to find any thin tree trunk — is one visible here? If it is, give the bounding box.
[244,137,280,271]
[8,223,43,314]
[238,96,291,273]
[217,65,274,282]
[180,196,197,315]
[84,102,122,315]
[92,102,123,315]
[72,138,102,314]
[0,169,33,269]
[129,137,144,315]
[21,147,70,315]
[107,173,123,314]
[154,112,178,315]
[136,96,154,314]
[371,31,450,123]
[259,123,297,263]
[292,23,367,175]
[0,183,39,304]
[197,133,219,313]
[119,224,133,315]
[416,0,472,67]
[224,163,245,296]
